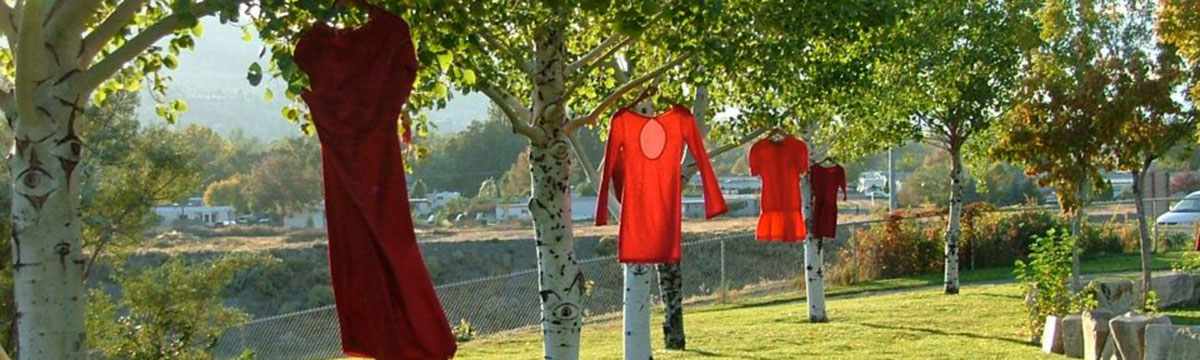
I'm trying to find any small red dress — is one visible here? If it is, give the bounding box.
[810,164,847,238]
[295,8,456,360]
[748,136,809,242]
[596,105,728,263]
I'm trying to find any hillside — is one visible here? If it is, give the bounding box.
[136,18,489,140]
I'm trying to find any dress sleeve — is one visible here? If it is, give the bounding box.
[748,141,761,176]
[595,113,624,226]
[682,108,728,219]
[838,166,848,201]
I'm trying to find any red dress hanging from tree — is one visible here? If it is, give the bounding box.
[748,136,809,242]
[595,105,728,263]
[295,8,456,360]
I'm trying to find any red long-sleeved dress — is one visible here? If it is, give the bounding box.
[810,164,847,239]
[748,136,809,242]
[595,105,728,263]
[295,8,456,360]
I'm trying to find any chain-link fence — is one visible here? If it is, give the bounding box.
[213,198,1180,359]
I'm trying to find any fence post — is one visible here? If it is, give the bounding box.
[719,239,727,303]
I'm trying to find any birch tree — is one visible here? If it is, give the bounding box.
[874,0,1035,294]
[0,1,245,357]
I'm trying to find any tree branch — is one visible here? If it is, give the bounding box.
[79,0,149,66]
[74,0,225,95]
[564,54,694,133]
[47,0,105,41]
[480,25,533,75]
[682,128,766,181]
[14,0,45,129]
[567,33,631,75]
[0,1,16,43]
[477,80,543,142]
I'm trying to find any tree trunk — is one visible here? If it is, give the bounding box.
[528,24,584,360]
[1131,165,1153,307]
[801,162,828,322]
[888,147,898,212]
[944,147,964,294]
[623,264,653,359]
[656,262,685,350]
[1069,184,1086,292]
[653,83,706,351]
[10,93,88,359]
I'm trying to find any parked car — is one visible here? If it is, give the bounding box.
[1155,191,1200,234]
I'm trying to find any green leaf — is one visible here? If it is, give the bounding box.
[436,53,453,72]
[247,63,263,86]
[264,88,274,101]
[461,68,476,85]
[171,99,188,112]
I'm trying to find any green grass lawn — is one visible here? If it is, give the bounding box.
[447,252,1192,359]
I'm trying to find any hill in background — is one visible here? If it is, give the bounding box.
[138,18,488,140]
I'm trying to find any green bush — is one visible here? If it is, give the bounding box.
[834,210,944,284]
[1172,252,1200,273]
[1015,228,1091,340]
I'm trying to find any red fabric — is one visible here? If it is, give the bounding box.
[295,8,456,360]
[810,164,847,238]
[595,105,728,263]
[748,136,809,242]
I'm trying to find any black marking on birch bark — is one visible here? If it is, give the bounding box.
[22,193,49,211]
[10,229,21,265]
[42,2,63,27]
[44,42,62,66]
[37,106,54,123]
[55,242,70,265]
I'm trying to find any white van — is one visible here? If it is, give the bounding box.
[1156,191,1200,233]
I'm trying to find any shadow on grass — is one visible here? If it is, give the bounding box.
[968,292,1022,300]
[856,322,1031,347]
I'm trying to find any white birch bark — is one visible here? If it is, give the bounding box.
[944,148,964,294]
[800,162,827,322]
[623,264,653,359]
[528,24,585,360]
[10,96,88,360]
[6,3,90,356]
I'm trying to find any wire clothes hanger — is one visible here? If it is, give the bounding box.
[623,75,677,114]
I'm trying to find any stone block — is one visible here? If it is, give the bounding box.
[1083,309,1116,360]
[1134,273,1196,310]
[1094,279,1136,314]
[1108,312,1171,360]
[1144,324,1177,360]
[1063,314,1085,358]
[1043,315,1065,354]
[1167,326,1200,360]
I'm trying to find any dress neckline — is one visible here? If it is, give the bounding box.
[624,104,682,120]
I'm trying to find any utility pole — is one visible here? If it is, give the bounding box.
[888,147,898,212]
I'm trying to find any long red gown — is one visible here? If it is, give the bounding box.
[748,136,809,242]
[595,105,728,263]
[295,8,457,360]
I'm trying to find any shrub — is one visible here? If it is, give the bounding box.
[834,210,944,284]
[1170,172,1200,195]
[453,318,478,342]
[1015,228,1091,340]
[1171,252,1200,272]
